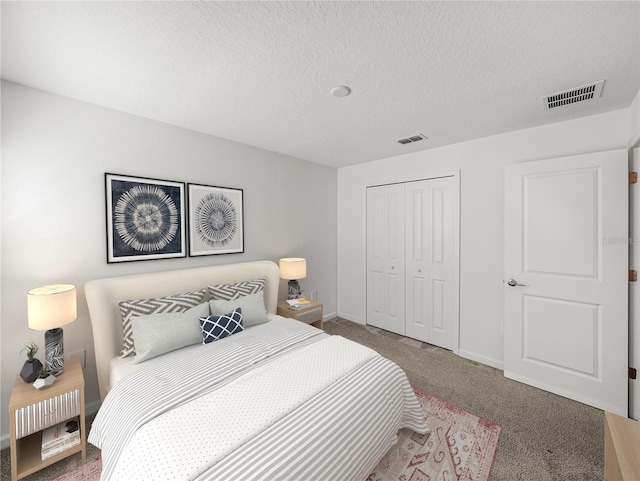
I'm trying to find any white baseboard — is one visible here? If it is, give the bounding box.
[335,312,365,325]
[323,311,337,321]
[458,348,504,371]
[1,400,102,451]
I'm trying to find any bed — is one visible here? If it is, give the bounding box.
[85,260,428,480]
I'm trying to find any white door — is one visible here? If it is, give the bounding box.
[367,183,406,334]
[504,149,628,416]
[406,177,456,349]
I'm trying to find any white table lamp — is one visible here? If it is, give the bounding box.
[279,258,307,299]
[28,284,77,377]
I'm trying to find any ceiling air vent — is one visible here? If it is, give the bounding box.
[543,80,604,110]
[397,133,428,145]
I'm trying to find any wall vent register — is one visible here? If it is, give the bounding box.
[543,80,604,109]
[397,133,428,145]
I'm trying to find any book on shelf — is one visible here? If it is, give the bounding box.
[286,298,311,309]
[42,435,80,460]
[41,417,80,460]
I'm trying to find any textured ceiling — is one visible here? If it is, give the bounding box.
[2,1,639,168]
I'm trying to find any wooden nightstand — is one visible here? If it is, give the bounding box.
[8,357,86,481]
[277,300,324,329]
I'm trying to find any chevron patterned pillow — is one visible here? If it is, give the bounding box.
[199,308,244,344]
[208,277,266,301]
[118,289,206,357]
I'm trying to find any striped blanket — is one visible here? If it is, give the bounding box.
[89,318,428,480]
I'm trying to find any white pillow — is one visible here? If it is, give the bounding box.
[208,291,268,328]
[130,302,209,363]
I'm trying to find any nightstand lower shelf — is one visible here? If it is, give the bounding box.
[13,431,84,480]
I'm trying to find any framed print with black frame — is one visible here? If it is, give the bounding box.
[105,173,186,263]
[188,183,244,256]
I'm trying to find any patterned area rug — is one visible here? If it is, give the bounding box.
[53,388,500,481]
[53,457,101,481]
[368,387,501,481]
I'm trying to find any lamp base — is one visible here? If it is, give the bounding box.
[287,280,301,300]
[45,328,64,377]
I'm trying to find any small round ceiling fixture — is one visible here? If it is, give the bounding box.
[330,85,351,98]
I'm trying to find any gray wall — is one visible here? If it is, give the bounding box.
[0,81,337,445]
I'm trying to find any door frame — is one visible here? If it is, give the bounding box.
[365,169,461,354]
[630,146,640,420]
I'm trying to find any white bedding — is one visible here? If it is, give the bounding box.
[108,342,200,388]
[90,317,429,481]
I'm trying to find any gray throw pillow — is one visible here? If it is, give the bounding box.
[209,291,268,328]
[130,302,209,363]
[118,289,207,357]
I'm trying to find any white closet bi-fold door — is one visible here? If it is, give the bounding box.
[366,176,456,350]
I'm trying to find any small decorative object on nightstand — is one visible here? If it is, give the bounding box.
[32,366,56,390]
[277,299,324,329]
[9,357,86,481]
[19,342,43,384]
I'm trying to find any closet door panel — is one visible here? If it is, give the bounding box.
[426,177,455,349]
[366,184,405,334]
[406,181,430,342]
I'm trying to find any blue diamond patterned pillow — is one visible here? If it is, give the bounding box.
[199,308,244,345]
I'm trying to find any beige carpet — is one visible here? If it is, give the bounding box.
[1,317,603,481]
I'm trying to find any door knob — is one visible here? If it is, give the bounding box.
[506,278,525,287]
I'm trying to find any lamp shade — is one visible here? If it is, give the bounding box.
[27,284,77,331]
[279,258,307,280]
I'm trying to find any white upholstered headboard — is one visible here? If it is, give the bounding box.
[85,260,280,401]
